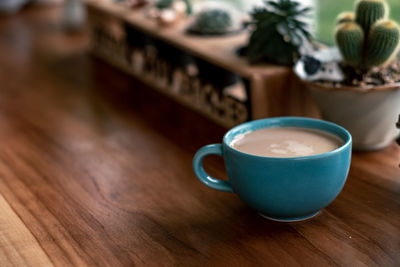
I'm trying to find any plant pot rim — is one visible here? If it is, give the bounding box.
[299,78,400,93]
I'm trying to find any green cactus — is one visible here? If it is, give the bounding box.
[189,9,233,35]
[335,0,400,71]
[335,22,364,66]
[365,20,400,67]
[355,0,388,35]
[336,12,355,25]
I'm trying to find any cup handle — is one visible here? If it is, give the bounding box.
[192,144,233,193]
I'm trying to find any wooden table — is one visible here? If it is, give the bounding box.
[0,5,400,267]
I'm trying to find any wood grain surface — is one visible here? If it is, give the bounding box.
[0,193,53,267]
[0,4,400,267]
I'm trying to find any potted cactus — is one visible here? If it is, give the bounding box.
[296,0,400,150]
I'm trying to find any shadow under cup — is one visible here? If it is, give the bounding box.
[193,117,352,222]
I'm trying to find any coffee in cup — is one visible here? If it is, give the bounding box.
[230,127,343,158]
[193,117,352,222]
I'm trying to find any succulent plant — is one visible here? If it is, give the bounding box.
[189,9,233,35]
[243,0,313,66]
[335,0,400,71]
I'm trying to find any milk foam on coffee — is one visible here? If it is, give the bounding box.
[230,127,343,158]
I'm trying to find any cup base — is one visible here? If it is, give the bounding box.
[258,211,320,222]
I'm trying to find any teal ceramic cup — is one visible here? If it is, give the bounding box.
[193,117,352,222]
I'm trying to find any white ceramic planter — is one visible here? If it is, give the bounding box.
[304,81,400,150]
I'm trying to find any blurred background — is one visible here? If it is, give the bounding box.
[2,0,400,44]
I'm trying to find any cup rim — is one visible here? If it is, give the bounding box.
[223,116,352,160]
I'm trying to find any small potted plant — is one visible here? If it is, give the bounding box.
[187,8,238,36]
[240,0,313,66]
[295,0,400,150]
[186,1,245,37]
